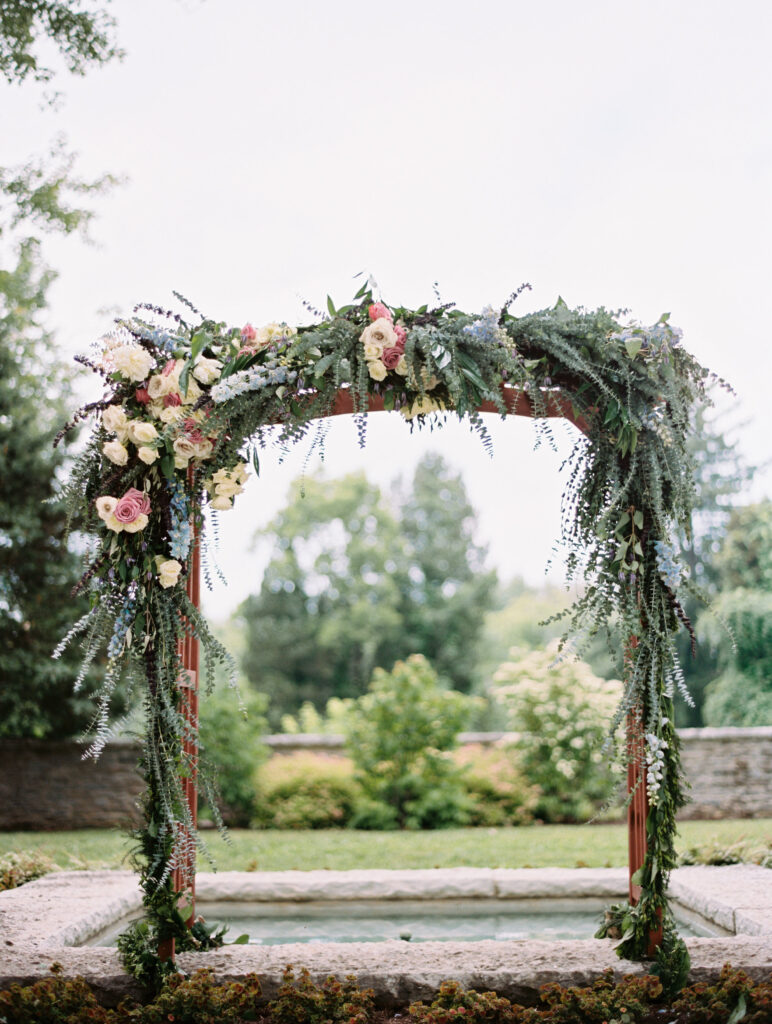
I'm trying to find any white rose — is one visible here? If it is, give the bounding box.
[361,317,397,352]
[137,445,159,465]
[192,356,221,385]
[128,421,158,445]
[103,440,129,465]
[156,558,183,589]
[148,374,174,400]
[122,513,149,534]
[363,339,384,360]
[367,359,387,382]
[95,495,123,532]
[160,405,186,424]
[395,355,408,376]
[173,436,196,468]
[192,438,214,460]
[210,494,234,511]
[111,344,154,383]
[214,479,243,498]
[102,405,128,433]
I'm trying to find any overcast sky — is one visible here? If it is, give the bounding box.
[6,0,771,619]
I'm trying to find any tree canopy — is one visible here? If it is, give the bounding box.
[237,453,497,724]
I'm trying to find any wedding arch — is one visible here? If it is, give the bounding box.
[58,280,718,983]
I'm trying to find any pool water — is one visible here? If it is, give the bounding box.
[91,897,720,946]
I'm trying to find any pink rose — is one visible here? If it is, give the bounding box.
[135,387,151,405]
[393,324,407,351]
[184,419,206,444]
[368,302,392,322]
[114,487,151,524]
[382,347,402,370]
[162,359,177,377]
[241,323,257,342]
[164,392,182,408]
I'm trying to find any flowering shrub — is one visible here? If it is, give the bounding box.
[253,752,361,830]
[492,645,623,822]
[0,850,56,891]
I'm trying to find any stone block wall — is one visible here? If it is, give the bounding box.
[1,728,770,829]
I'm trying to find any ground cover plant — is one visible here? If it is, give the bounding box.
[1,964,771,1023]
[1,820,769,874]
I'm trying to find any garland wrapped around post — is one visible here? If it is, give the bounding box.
[57,281,723,990]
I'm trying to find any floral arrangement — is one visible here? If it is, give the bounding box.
[57,279,724,984]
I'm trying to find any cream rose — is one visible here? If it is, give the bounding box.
[111,344,154,382]
[103,440,129,466]
[122,513,149,533]
[95,495,123,532]
[173,436,197,468]
[214,479,244,499]
[363,339,384,361]
[192,356,221,385]
[148,373,175,400]
[128,421,158,445]
[367,359,387,382]
[192,438,214,460]
[361,317,397,353]
[102,405,128,433]
[210,494,234,511]
[137,445,159,465]
[156,558,183,589]
[159,404,186,425]
[395,355,408,376]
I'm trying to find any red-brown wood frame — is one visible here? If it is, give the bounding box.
[165,385,654,957]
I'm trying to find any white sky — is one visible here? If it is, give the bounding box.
[5,0,771,620]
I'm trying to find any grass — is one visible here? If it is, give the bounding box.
[1,818,770,873]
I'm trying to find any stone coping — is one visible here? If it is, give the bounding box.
[1,867,770,1006]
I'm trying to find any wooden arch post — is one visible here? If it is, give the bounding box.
[173,386,655,953]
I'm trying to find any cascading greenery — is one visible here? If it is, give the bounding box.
[57,279,723,987]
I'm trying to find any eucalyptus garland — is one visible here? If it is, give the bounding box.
[58,279,721,983]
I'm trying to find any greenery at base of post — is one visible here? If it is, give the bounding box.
[56,280,726,988]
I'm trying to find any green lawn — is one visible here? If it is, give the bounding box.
[1,819,769,872]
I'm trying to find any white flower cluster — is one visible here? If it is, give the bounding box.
[209,364,295,404]
[645,731,668,804]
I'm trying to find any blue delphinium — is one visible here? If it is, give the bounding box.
[108,597,137,658]
[463,306,509,346]
[654,539,683,590]
[168,479,191,560]
[210,360,297,404]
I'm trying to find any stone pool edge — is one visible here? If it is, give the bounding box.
[1,867,770,1007]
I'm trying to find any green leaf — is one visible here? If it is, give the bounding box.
[231,933,250,945]
[383,389,395,411]
[251,449,260,477]
[178,358,192,397]
[160,455,175,480]
[625,339,643,359]
[633,509,644,529]
[614,540,629,561]
[190,330,209,360]
[727,992,747,1024]
[326,294,336,317]
[630,867,643,886]
[617,511,631,531]
[313,353,336,378]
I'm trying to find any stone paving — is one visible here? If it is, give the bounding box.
[0,867,769,1006]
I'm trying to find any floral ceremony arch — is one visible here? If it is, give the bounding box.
[57,279,720,986]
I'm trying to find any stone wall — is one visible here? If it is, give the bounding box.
[1,728,770,829]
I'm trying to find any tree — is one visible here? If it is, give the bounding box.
[1,0,121,88]
[238,454,497,725]
[0,2,121,737]
[698,502,772,727]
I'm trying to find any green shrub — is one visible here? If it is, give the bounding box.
[0,849,56,891]
[271,966,374,1024]
[199,682,268,827]
[455,745,538,827]
[492,645,622,822]
[679,837,772,868]
[280,697,354,735]
[0,963,112,1023]
[253,752,361,829]
[124,969,263,1023]
[345,654,476,830]
[409,979,521,1023]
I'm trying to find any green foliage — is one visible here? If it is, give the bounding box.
[0,963,112,1023]
[199,681,268,826]
[409,979,521,1023]
[280,697,354,734]
[492,646,622,821]
[271,966,374,1024]
[239,455,496,726]
[253,752,360,829]
[0,849,56,890]
[345,654,476,829]
[679,837,772,868]
[455,745,538,827]
[700,588,772,726]
[0,0,122,87]
[3,965,772,1023]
